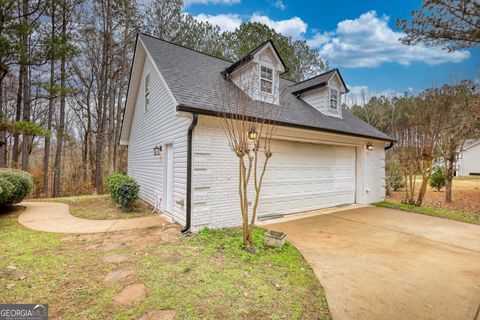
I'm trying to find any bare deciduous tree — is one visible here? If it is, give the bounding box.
[214,71,284,246]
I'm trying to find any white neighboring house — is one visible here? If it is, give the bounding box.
[119,34,394,232]
[456,140,480,176]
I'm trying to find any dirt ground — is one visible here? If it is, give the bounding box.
[388,176,480,216]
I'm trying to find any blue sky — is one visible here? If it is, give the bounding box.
[185,0,479,100]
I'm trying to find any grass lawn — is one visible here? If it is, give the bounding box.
[0,202,331,320]
[387,176,480,216]
[374,200,480,225]
[33,194,155,220]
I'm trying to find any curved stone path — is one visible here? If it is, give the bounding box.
[18,201,168,234]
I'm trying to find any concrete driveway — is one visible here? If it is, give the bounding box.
[267,207,480,320]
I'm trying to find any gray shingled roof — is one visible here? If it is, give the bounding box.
[288,69,348,94]
[139,34,393,141]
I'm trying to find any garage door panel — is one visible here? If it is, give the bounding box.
[259,140,356,217]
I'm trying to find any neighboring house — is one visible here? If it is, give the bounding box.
[456,140,480,176]
[120,34,394,232]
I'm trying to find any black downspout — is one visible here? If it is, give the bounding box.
[181,113,198,234]
[384,141,394,150]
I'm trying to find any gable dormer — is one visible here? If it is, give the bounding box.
[222,40,287,105]
[289,69,348,119]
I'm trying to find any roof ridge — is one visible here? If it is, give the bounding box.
[139,32,234,64]
[290,68,338,87]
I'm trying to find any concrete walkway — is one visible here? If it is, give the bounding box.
[268,206,480,320]
[18,201,168,233]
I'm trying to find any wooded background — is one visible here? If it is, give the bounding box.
[0,0,478,203]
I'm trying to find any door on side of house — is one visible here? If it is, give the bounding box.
[163,143,174,214]
[258,140,356,219]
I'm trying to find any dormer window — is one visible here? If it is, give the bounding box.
[260,65,273,94]
[145,73,150,111]
[330,88,338,110]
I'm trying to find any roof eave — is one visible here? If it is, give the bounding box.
[176,104,395,142]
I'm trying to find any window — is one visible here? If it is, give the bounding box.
[144,73,150,111]
[260,65,273,94]
[330,88,338,110]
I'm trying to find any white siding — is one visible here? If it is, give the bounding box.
[191,116,386,230]
[127,53,190,223]
[458,144,480,176]
[300,77,343,119]
[230,49,282,105]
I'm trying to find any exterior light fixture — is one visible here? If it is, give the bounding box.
[366,142,374,151]
[248,127,258,140]
[153,145,162,155]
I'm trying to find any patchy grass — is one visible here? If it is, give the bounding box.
[33,194,154,220]
[388,176,480,215]
[0,200,331,320]
[374,200,480,225]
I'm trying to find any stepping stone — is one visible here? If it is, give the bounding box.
[137,310,176,320]
[103,269,134,283]
[101,242,123,252]
[113,283,147,306]
[102,254,129,264]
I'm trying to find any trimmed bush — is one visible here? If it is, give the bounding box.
[0,178,15,204]
[0,169,33,206]
[107,173,140,212]
[429,167,446,191]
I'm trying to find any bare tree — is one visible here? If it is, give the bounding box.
[437,81,480,202]
[397,0,480,51]
[214,71,284,245]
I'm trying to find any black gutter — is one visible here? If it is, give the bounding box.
[384,141,394,150]
[177,104,395,143]
[181,113,198,234]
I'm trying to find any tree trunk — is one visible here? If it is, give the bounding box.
[20,0,31,172]
[0,83,6,167]
[445,157,455,203]
[53,1,67,197]
[43,0,56,196]
[107,71,115,173]
[12,66,23,168]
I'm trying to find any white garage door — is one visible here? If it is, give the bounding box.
[258,140,356,218]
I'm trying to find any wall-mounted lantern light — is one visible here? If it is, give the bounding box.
[248,127,258,140]
[153,145,162,156]
[366,142,374,151]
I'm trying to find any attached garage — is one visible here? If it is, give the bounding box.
[258,140,356,218]
[121,35,393,232]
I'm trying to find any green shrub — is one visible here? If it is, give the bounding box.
[0,169,33,206]
[107,173,139,212]
[385,157,405,195]
[429,167,446,191]
[0,178,15,204]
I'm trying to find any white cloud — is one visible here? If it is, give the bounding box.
[194,13,242,32]
[249,14,307,40]
[272,0,286,10]
[184,0,240,7]
[311,11,470,68]
[306,31,330,47]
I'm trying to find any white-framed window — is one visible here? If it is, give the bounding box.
[330,88,338,110]
[260,65,273,94]
[144,73,150,111]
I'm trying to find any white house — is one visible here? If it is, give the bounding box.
[119,34,394,233]
[456,140,480,176]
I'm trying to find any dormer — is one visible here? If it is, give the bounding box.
[222,40,287,105]
[289,69,348,119]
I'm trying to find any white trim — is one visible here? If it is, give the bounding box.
[462,140,480,151]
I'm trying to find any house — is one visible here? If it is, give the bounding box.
[456,140,480,176]
[119,34,394,232]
